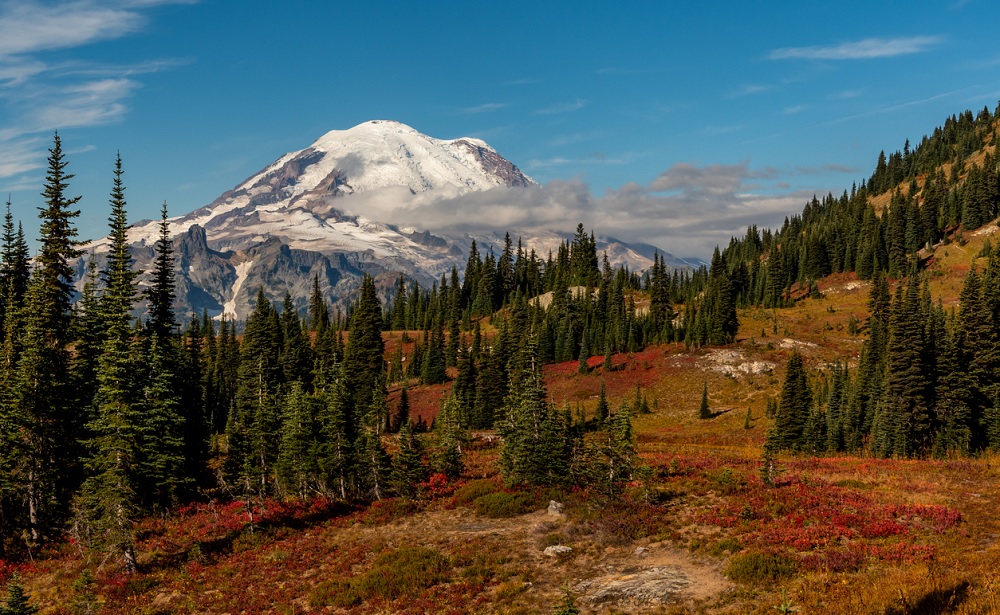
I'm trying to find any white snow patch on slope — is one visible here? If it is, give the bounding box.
[221,260,253,321]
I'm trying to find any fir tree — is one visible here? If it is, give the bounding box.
[698,380,711,420]
[275,381,317,499]
[433,395,467,479]
[343,275,385,418]
[772,353,812,451]
[14,133,84,541]
[497,337,570,487]
[146,203,177,341]
[356,387,393,501]
[390,421,428,499]
[598,402,636,496]
[595,381,611,424]
[76,153,142,572]
[314,366,352,500]
[0,574,37,615]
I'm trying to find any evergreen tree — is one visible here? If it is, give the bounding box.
[433,395,467,479]
[497,337,570,487]
[356,387,393,501]
[14,133,84,541]
[314,366,353,500]
[698,380,711,419]
[0,575,37,615]
[226,289,282,497]
[772,353,812,451]
[76,154,144,572]
[595,381,611,424]
[343,275,385,418]
[597,402,636,496]
[390,421,428,499]
[145,203,176,341]
[275,381,317,499]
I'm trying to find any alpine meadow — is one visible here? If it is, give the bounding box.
[5,4,1000,612]
[0,102,997,613]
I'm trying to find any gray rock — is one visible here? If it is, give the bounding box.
[547,500,565,516]
[544,545,573,557]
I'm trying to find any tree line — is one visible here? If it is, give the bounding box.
[0,135,663,572]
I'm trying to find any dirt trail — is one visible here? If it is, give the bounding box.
[341,505,733,613]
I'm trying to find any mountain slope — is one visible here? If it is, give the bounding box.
[82,120,696,320]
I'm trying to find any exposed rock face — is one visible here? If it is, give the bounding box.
[78,121,699,321]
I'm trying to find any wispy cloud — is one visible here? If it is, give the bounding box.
[833,89,863,99]
[769,36,942,61]
[461,102,507,114]
[729,84,770,98]
[546,131,605,147]
[0,0,194,179]
[535,99,585,115]
[527,152,627,170]
[794,163,860,175]
[825,89,963,125]
[782,105,805,115]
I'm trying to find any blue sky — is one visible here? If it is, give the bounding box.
[1,0,998,258]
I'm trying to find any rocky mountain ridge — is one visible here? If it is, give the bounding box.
[80,121,699,320]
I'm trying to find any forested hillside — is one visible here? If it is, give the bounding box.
[0,104,999,612]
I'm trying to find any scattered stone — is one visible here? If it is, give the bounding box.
[544,545,573,557]
[547,500,565,516]
[576,566,692,605]
[634,547,647,557]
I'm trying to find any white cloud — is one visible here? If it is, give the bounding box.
[461,102,507,114]
[729,84,770,98]
[769,36,942,61]
[0,1,145,57]
[336,162,827,260]
[0,0,193,178]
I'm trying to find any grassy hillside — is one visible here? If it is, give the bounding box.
[6,226,1000,614]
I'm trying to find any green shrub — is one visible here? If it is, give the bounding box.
[724,551,798,584]
[309,547,451,607]
[709,537,742,558]
[473,491,540,518]
[453,478,504,505]
[308,579,361,608]
[353,547,451,600]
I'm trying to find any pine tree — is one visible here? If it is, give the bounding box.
[14,133,84,541]
[0,574,38,615]
[76,153,143,571]
[698,380,711,419]
[226,289,282,497]
[145,202,177,341]
[433,395,467,479]
[390,421,428,499]
[314,366,352,500]
[772,353,812,451]
[343,275,385,418]
[595,381,610,424]
[275,381,317,499]
[497,337,570,487]
[598,402,636,496]
[552,585,581,615]
[356,387,393,501]
[34,133,82,344]
[279,292,311,385]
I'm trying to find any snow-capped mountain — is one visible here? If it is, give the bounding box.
[81,121,698,321]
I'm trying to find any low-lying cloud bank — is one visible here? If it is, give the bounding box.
[341,161,846,260]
